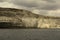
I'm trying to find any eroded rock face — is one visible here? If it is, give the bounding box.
[0,7,60,28]
[0,7,38,28]
[37,17,60,28]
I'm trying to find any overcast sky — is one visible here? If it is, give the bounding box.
[0,0,60,17]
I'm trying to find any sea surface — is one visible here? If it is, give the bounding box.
[0,29,60,40]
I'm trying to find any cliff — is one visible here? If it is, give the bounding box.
[0,7,60,28]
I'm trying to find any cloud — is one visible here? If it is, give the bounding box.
[0,0,60,10]
[11,0,60,10]
[43,0,56,3]
[47,9,60,17]
[0,0,60,17]
[0,2,19,8]
[0,1,31,10]
[0,0,5,2]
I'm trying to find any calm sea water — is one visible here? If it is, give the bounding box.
[0,29,60,40]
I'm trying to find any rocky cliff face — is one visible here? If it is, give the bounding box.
[0,7,60,28]
[38,17,60,28]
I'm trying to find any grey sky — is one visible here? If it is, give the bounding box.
[0,0,60,17]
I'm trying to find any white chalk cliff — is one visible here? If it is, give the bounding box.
[0,7,60,28]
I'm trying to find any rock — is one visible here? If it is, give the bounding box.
[0,7,60,28]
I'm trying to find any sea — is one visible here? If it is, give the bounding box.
[0,29,60,40]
